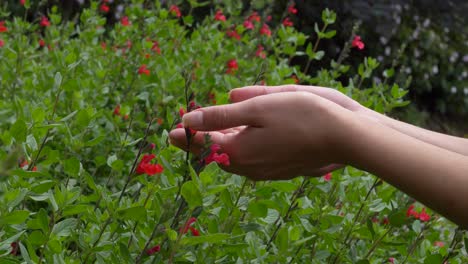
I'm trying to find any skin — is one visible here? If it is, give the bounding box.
[169,85,468,228]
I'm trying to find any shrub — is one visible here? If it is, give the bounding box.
[0,1,466,263]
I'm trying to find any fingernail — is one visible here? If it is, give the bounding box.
[182,111,203,128]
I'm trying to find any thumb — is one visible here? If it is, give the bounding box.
[182,100,260,131]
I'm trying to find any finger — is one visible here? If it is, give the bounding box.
[169,129,227,154]
[229,85,335,103]
[182,100,261,131]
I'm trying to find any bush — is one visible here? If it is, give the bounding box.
[0,1,466,263]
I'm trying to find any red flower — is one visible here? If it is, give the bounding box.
[40,16,50,27]
[282,17,293,27]
[169,5,181,18]
[243,20,254,30]
[20,0,26,6]
[138,64,150,75]
[226,29,241,40]
[10,242,18,255]
[214,10,226,22]
[406,204,419,218]
[434,241,444,247]
[226,59,238,74]
[101,42,107,50]
[39,39,45,47]
[157,118,164,125]
[291,74,299,84]
[146,244,161,255]
[180,217,201,236]
[323,172,332,181]
[136,154,164,176]
[382,217,390,225]
[179,107,186,117]
[32,166,37,172]
[151,41,161,54]
[20,160,28,168]
[0,21,8,33]
[113,104,121,115]
[188,226,200,236]
[288,3,298,14]
[351,35,365,50]
[204,144,230,166]
[259,23,271,37]
[100,4,110,13]
[247,11,261,23]
[419,208,431,222]
[388,258,395,264]
[121,16,130,26]
[0,40,4,47]
[255,45,266,59]
[176,123,183,129]
[266,15,272,22]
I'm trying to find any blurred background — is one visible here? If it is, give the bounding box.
[3,0,468,135]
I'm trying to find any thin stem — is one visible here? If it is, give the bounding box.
[364,227,393,259]
[402,223,430,264]
[303,23,328,75]
[331,177,380,264]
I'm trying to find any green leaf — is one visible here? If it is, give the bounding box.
[51,218,78,238]
[116,206,147,221]
[180,233,230,246]
[424,254,443,264]
[63,157,81,176]
[314,50,325,60]
[27,208,49,233]
[53,72,63,90]
[1,210,29,225]
[62,204,91,216]
[268,181,297,192]
[11,119,27,143]
[31,180,56,193]
[181,181,203,209]
[247,201,268,218]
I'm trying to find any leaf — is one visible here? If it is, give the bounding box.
[247,201,268,218]
[314,50,325,60]
[181,181,202,209]
[116,206,147,221]
[11,119,27,143]
[31,180,56,193]
[1,210,29,225]
[63,157,81,176]
[62,204,91,216]
[51,218,78,238]
[27,208,49,233]
[53,72,63,90]
[180,233,230,246]
[366,219,375,239]
[424,254,443,264]
[268,181,297,192]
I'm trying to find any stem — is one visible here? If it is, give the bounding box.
[266,178,309,250]
[402,223,430,264]
[441,227,462,263]
[364,227,393,259]
[303,23,328,75]
[331,177,380,264]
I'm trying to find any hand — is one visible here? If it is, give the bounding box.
[169,92,351,180]
[229,85,379,122]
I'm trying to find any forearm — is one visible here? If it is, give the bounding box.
[340,114,468,228]
[366,109,468,156]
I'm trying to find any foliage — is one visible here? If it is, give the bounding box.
[0,1,466,263]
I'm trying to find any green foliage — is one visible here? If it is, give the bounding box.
[0,1,465,263]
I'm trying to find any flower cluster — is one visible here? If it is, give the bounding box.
[136,154,164,176]
[352,35,365,50]
[406,204,431,222]
[204,144,230,166]
[180,217,200,236]
[146,244,161,255]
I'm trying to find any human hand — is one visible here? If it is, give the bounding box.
[169,92,352,180]
[228,85,379,122]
